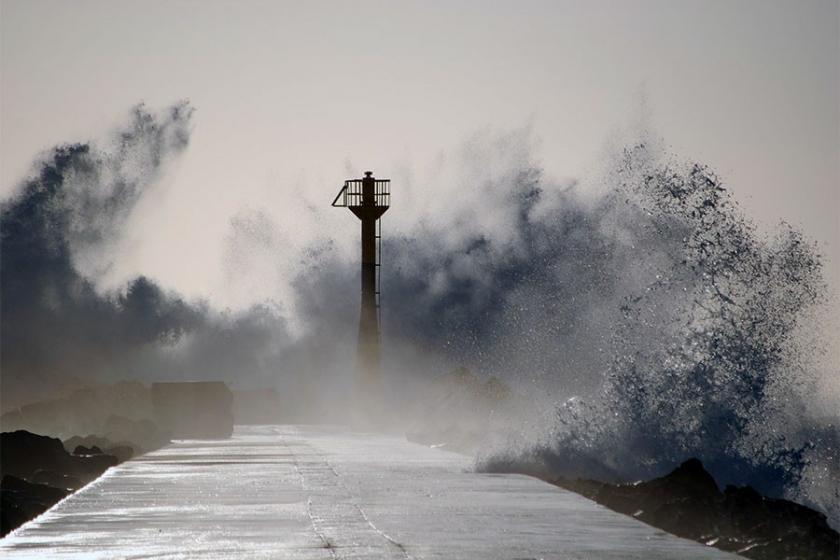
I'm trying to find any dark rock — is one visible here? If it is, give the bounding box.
[64,435,104,453]
[1,430,118,485]
[31,469,83,491]
[0,430,131,535]
[64,435,113,454]
[65,453,118,483]
[721,484,839,559]
[72,444,103,455]
[1,475,68,537]
[0,430,127,537]
[1,431,68,480]
[64,435,135,462]
[104,445,134,463]
[549,458,839,560]
[627,458,722,540]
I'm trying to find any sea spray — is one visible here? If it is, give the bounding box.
[476,144,837,528]
[3,106,836,526]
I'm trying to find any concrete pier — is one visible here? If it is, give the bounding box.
[0,425,735,559]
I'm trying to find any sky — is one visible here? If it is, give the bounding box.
[1,0,838,307]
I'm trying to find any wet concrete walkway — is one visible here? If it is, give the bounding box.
[0,425,735,559]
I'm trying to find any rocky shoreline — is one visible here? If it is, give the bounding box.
[1,381,237,537]
[481,456,839,560]
[420,422,840,559]
[405,367,838,559]
[0,429,169,537]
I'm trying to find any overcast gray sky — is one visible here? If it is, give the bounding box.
[2,0,838,304]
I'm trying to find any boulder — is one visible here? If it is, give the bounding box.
[721,484,839,559]
[1,475,68,537]
[65,453,118,483]
[0,430,130,536]
[1,430,118,485]
[72,444,103,455]
[551,458,839,560]
[64,434,111,453]
[31,469,83,491]
[64,435,135,462]
[626,458,722,540]
[1,431,68,480]
[104,445,134,463]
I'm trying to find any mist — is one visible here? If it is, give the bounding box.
[1,102,837,527]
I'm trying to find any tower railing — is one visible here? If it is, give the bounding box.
[331,178,391,208]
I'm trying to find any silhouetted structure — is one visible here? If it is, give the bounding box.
[332,172,390,395]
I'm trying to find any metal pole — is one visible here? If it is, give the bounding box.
[357,172,380,391]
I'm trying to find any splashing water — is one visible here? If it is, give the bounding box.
[477,144,838,528]
[2,105,836,527]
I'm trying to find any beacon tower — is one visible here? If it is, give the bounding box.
[332,172,390,393]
